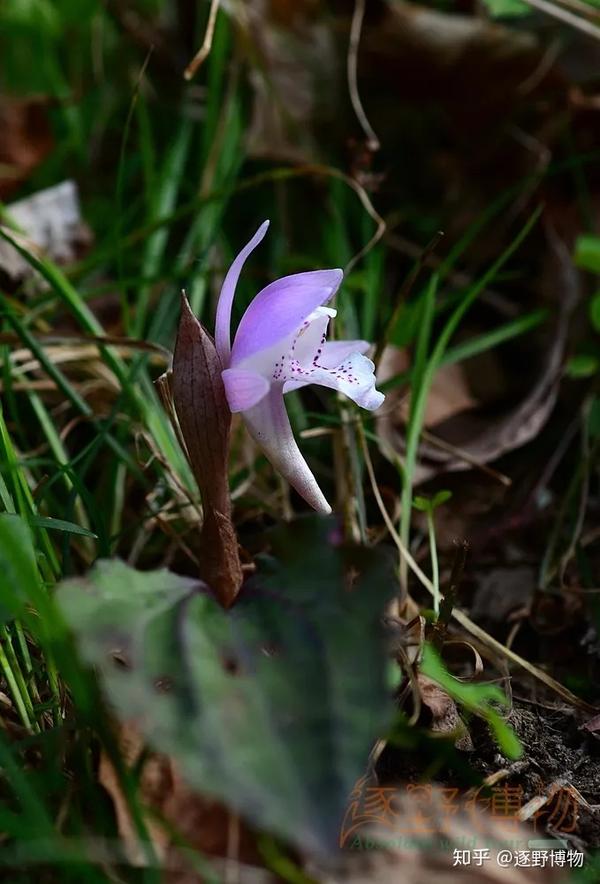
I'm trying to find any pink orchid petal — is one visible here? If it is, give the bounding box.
[241,386,332,514]
[210,223,384,512]
[285,353,383,409]
[318,339,371,367]
[305,353,385,410]
[215,220,270,367]
[230,269,343,366]
[283,341,372,392]
[222,368,270,413]
[283,340,371,393]
[290,307,334,366]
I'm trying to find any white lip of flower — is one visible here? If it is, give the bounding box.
[229,306,384,413]
[215,221,385,514]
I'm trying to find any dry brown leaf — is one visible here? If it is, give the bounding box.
[582,713,600,735]
[0,96,54,199]
[470,567,536,626]
[378,347,478,429]
[99,723,173,866]
[171,292,243,607]
[99,723,263,881]
[360,0,565,136]
[376,228,578,484]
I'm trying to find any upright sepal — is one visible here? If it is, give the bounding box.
[215,219,270,366]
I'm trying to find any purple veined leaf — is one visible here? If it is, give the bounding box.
[215,220,270,367]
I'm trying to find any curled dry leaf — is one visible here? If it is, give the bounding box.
[417,673,474,751]
[582,713,600,736]
[377,229,578,484]
[377,335,564,484]
[170,292,243,607]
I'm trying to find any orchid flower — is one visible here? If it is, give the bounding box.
[214,221,385,515]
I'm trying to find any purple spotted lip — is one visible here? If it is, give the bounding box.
[214,221,385,514]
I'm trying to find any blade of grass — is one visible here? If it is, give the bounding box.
[398,208,542,594]
[379,303,548,395]
[4,306,143,479]
[28,517,97,538]
[0,232,193,491]
[134,116,194,338]
[0,511,61,722]
[0,627,36,731]
[0,399,59,580]
[441,307,549,367]
[26,389,96,557]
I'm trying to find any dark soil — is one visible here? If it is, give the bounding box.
[377,695,600,850]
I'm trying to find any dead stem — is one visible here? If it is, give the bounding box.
[184,0,221,80]
[359,422,598,714]
[347,0,380,151]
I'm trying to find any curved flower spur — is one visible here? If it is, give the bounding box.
[215,221,384,514]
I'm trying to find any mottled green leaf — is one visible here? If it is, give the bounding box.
[57,516,396,856]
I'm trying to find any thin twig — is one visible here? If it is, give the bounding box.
[358,421,437,591]
[347,0,380,150]
[315,163,386,273]
[554,0,600,21]
[520,0,600,41]
[225,813,241,884]
[184,0,221,80]
[517,38,561,95]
